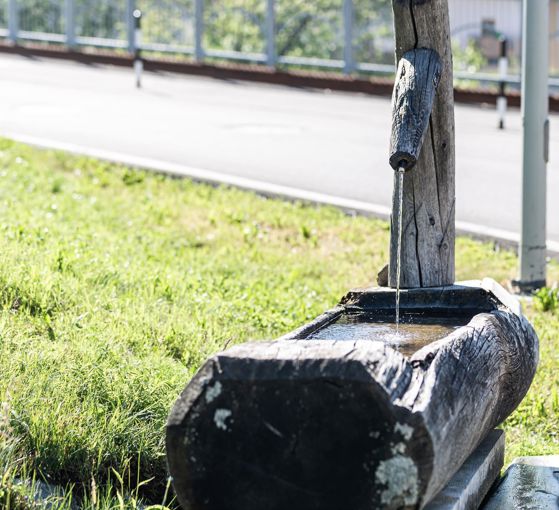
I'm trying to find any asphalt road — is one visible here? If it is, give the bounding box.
[0,53,558,246]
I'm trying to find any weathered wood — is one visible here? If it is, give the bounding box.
[389,48,442,171]
[377,263,389,286]
[424,430,504,510]
[389,0,456,288]
[166,281,538,510]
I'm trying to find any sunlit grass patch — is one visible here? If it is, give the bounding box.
[0,137,557,507]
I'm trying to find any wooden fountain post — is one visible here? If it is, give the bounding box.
[388,0,455,288]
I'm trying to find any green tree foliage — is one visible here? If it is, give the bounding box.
[74,0,127,39]
[15,0,126,38]
[138,0,196,47]
[17,0,64,33]
[11,0,396,63]
[452,38,487,73]
[354,0,393,64]
[199,0,394,60]
[204,0,265,53]
[8,1,493,79]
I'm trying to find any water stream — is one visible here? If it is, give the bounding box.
[308,167,469,357]
[395,167,405,332]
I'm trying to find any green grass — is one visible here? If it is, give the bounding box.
[0,137,558,508]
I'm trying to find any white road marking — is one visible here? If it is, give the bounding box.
[4,130,558,255]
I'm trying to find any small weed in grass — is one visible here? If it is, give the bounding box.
[534,286,559,313]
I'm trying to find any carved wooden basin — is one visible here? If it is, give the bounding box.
[166,279,538,510]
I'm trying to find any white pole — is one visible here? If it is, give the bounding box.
[518,0,549,290]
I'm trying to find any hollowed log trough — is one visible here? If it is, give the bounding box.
[166,279,538,510]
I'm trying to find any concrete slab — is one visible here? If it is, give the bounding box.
[424,430,505,510]
[482,455,559,510]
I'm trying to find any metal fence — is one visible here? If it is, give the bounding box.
[0,0,558,86]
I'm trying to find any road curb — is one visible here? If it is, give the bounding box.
[4,131,559,258]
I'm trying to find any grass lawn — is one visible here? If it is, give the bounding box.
[0,137,558,509]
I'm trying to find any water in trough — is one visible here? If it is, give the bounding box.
[308,313,469,357]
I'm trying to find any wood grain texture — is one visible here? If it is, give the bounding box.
[389,0,456,288]
[389,49,442,171]
[424,430,504,510]
[166,283,538,510]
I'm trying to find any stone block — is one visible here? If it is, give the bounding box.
[425,430,505,510]
[482,455,559,509]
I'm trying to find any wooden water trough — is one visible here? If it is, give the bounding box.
[166,280,538,510]
[166,0,540,508]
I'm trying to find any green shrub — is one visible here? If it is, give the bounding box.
[534,287,559,313]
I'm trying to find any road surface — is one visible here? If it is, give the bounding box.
[0,53,557,247]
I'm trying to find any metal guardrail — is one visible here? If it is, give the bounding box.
[2,0,559,89]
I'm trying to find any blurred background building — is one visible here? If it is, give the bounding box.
[450,0,559,74]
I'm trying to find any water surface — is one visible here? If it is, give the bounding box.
[308,314,469,357]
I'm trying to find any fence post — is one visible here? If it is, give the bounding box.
[65,0,76,48]
[127,0,136,54]
[8,0,18,44]
[517,0,549,291]
[195,0,204,62]
[266,0,276,67]
[497,36,508,129]
[343,0,355,74]
[133,9,143,88]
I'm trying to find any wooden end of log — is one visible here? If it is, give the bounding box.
[167,341,431,510]
[166,284,538,510]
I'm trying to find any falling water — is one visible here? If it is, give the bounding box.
[395,167,405,332]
